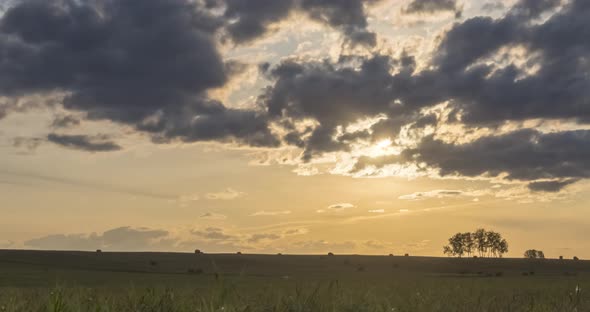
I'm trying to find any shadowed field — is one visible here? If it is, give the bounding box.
[0,250,589,311]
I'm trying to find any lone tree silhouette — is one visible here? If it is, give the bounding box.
[443,228,508,258]
[524,249,545,259]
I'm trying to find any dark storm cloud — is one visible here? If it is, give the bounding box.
[47,133,122,152]
[0,0,278,147]
[222,0,296,44]
[511,0,561,18]
[218,0,381,46]
[300,0,382,47]
[403,0,462,17]
[528,179,580,193]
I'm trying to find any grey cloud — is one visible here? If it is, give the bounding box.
[261,54,420,159]
[23,226,288,253]
[25,234,102,251]
[13,136,43,152]
[51,115,80,129]
[434,0,590,124]
[398,189,481,200]
[400,130,590,183]
[300,0,382,47]
[47,133,121,152]
[25,227,170,251]
[251,0,590,192]
[511,0,561,18]
[3,0,590,193]
[219,0,381,47]
[352,129,590,191]
[528,179,580,193]
[101,227,170,250]
[0,0,278,147]
[481,1,505,12]
[222,0,296,44]
[200,213,228,220]
[403,0,462,17]
[247,233,281,243]
[191,227,237,241]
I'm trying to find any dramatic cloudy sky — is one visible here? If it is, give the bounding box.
[1,0,589,257]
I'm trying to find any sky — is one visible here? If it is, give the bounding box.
[1,0,589,258]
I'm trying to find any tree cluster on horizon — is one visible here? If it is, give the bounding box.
[524,249,545,259]
[443,229,508,258]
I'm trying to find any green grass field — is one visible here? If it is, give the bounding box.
[0,250,588,311]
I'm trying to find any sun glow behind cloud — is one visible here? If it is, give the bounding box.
[1,0,590,257]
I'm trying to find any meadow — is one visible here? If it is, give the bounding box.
[0,250,588,311]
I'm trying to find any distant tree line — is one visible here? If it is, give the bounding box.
[443,228,508,258]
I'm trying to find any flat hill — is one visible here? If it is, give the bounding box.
[0,249,587,288]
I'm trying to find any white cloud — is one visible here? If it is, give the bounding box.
[177,194,200,207]
[317,203,355,213]
[206,188,246,200]
[283,228,309,236]
[398,189,489,201]
[368,209,385,213]
[199,213,227,220]
[292,240,356,252]
[0,240,14,248]
[251,210,292,216]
